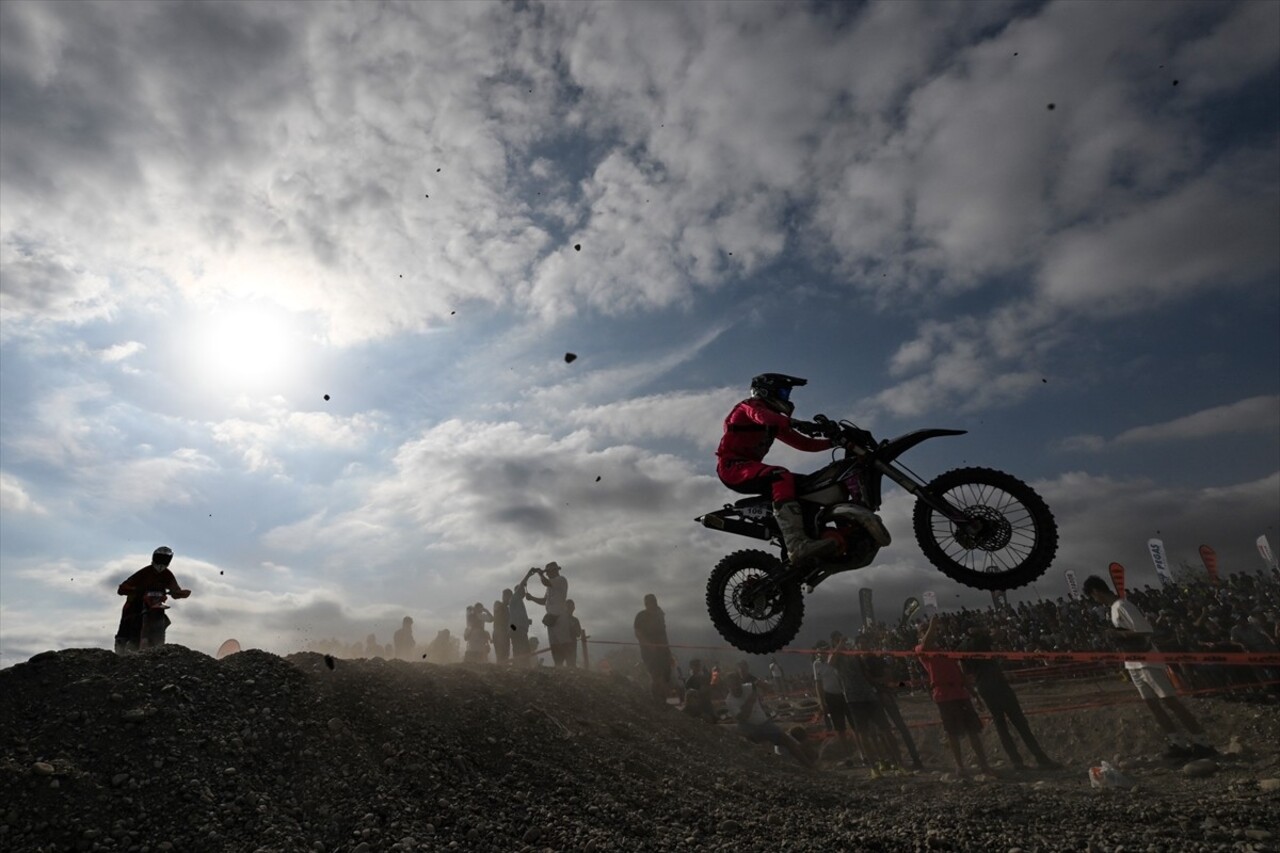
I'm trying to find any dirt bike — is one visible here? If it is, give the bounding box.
[698,415,1058,653]
[138,591,174,649]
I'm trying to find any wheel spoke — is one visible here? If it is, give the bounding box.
[928,483,1042,574]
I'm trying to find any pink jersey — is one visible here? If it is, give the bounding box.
[715,398,831,463]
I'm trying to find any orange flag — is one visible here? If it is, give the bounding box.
[1198,545,1219,585]
[1108,562,1126,599]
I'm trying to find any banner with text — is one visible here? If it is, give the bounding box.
[922,590,938,616]
[1064,569,1080,599]
[1147,538,1174,587]
[859,587,875,627]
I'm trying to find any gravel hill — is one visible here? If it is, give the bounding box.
[1,646,1277,852]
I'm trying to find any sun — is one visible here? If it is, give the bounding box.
[190,302,300,393]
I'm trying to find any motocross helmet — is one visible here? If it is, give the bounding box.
[750,373,806,416]
[152,546,174,570]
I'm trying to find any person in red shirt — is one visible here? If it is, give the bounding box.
[717,373,859,566]
[915,615,992,778]
[114,546,192,654]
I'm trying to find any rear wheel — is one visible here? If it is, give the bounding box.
[912,466,1057,590]
[706,549,804,654]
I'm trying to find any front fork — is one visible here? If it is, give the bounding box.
[865,455,978,532]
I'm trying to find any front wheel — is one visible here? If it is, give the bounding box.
[706,550,804,654]
[912,467,1057,590]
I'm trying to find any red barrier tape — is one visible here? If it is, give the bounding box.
[584,638,1280,667]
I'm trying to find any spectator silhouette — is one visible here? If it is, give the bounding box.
[831,630,902,775]
[858,632,922,769]
[393,616,416,661]
[1083,574,1217,759]
[508,569,536,666]
[526,562,572,666]
[425,628,457,664]
[493,591,512,665]
[682,658,717,723]
[634,593,673,702]
[723,671,815,770]
[916,616,992,778]
[959,626,1058,770]
[565,599,583,667]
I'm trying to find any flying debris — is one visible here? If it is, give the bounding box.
[564,353,578,363]
[595,476,601,482]
[1047,103,1056,110]
[324,394,330,401]
[574,244,582,251]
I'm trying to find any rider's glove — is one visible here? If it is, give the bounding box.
[790,420,823,437]
[848,427,876,449]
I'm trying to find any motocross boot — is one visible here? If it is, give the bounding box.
[773,500,839,566]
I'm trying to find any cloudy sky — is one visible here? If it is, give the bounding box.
[2,0,1277,669]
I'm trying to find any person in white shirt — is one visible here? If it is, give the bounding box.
[769,658,785,695]
[526,562,573,666]
[722,671,815,769]
[1084,575,1216,759]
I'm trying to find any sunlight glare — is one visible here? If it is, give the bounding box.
[191,303,300,393]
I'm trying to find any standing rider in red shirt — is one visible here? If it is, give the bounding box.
[715,374,844,566]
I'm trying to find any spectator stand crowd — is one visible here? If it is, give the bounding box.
[299,567,1278,775]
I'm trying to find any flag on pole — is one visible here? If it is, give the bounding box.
[1198,545,1220,585]
[1147,538,1173,587]
[900,597,921,627]
[1108,562,1126,599]
[858,587,875,627]
[1064,569,1080,599]
[1259,535,1277,571]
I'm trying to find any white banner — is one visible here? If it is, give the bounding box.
[1147,538,1174,586]
[1260,535,1277,571]
[922,589,937,614]
[1064,569,1080,599]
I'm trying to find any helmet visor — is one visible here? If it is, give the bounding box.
[775,386,791,402]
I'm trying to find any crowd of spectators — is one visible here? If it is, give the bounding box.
[837,570,1280,691]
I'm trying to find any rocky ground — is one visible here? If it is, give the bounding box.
[1,646,1277,852]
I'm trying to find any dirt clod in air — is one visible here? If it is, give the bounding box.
[574,244,582,251]
[1047,103,1056,110]
[324,394,330,401]
[564,353,578,364]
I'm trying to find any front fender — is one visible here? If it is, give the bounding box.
[876,428,966,463]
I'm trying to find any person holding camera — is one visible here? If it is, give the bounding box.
[525,562,572,666]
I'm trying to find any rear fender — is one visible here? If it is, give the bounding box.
[696,504,773,541]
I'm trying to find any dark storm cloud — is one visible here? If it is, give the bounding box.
[488,504,561,536]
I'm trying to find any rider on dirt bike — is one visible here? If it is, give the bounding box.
[113,546,192,654]
[716,373,886,566]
